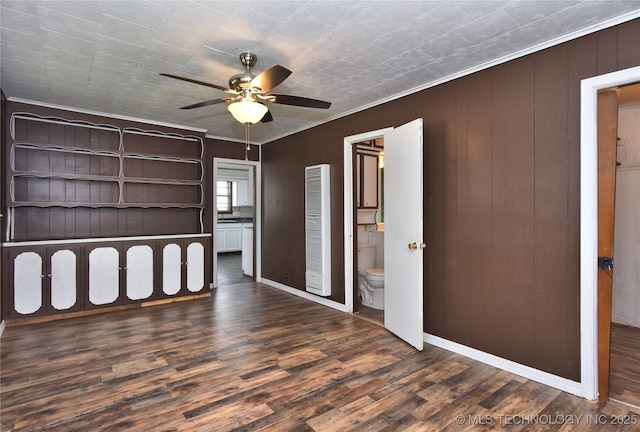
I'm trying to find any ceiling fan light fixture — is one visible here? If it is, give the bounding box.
[227,100,268,124]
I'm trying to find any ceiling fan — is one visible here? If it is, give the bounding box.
[160,52,331,124]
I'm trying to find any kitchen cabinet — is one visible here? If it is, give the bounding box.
[356,153,379,209]
[232,179,250,206]
[2,234,210,319]
[219,167,253,207]
[216,223,243,252]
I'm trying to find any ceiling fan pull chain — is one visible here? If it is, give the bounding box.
[245,123,251,160]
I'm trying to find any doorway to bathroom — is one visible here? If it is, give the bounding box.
[353,137,385,325]
[344,120,425,350]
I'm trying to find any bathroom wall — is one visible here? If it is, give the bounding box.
[612,102,640,328]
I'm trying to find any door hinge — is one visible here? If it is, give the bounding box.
[598,256,614,271]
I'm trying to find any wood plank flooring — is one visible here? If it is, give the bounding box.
[356,305,384,326]
[609,323,640,407]
[217,252,253,286]
[2,282,639,431]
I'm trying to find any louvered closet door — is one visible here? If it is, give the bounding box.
[305,164,331,296]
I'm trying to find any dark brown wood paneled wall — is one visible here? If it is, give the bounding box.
[260,18,640,381]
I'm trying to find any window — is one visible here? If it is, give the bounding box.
[217,180,232,213]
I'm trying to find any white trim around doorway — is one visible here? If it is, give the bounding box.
[213,157,261,288]
[579,65,640,401]
[343,128,393,313]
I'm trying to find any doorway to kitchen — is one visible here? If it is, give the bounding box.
[213,158,260,287]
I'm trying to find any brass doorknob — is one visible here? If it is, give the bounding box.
[408,242,427,250]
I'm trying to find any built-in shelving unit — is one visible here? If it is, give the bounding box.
[3,112,212,320]
[6,113,206,240]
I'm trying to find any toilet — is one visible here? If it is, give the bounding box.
[357,243,384,310]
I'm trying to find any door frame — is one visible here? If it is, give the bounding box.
[343,127,393,313]
[212,157,261,288]
[580,65,640,400]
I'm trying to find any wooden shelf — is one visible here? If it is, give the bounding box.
[8,113,205,209]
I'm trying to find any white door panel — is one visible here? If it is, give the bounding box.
[163,243,182,295]
[89,247,120,305]
[384,118,424,350]
[187,242,205,292]
[126,245,154,300]
[14,252,43,315]
[50,249,77,310]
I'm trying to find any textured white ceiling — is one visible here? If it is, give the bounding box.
[2,1,640,144]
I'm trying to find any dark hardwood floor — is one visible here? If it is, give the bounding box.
[218,252,253,286]
[356,304,384,326]
[610,323,640,408]
[2,283,639,431]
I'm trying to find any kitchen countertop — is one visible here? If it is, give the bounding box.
[218,218,254,224]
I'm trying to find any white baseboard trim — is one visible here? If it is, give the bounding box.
[424,333,585,399]
[261,278,349,313]
[0,320,5,338]
[255,279,586,398]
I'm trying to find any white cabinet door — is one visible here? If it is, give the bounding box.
[13,251,43,315]
[89,247,120,306]
[216,228,226,252]
[162,243,182,295]
[226,228,242,251]
[126,245,154,301]
[186,241,205,293]
[50,249,77,311]
[232,180,249,206]
[217,224,242,252]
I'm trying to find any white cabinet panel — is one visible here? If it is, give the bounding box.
[89,247,120,305]
[126,245,154,301]
[216,228,226,252]
[233,179,249,206]
[217,224,242,252]
[187,242,205,292]
[50,249,77,310]
[163,243,182,295]
[226,228,242,251]
[14,252,43,315]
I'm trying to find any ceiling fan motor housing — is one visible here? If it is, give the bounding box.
[229,52,258,91]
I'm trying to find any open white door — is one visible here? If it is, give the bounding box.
[384,118,424,350]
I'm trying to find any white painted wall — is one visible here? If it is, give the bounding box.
[612,104,640,328]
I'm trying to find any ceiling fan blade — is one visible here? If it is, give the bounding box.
[160,73,231,92]
[250,65,292,93]
[180,98,231,110]
[260,109,273,123]
[269,94,331,109]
